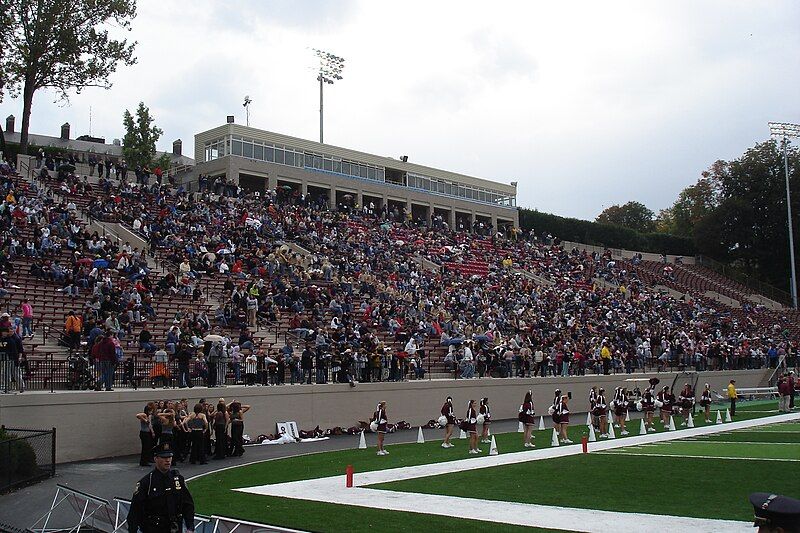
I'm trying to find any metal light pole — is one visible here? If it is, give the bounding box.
[313,49,345,144]
[768,122,800,308]
[243,96,252,127]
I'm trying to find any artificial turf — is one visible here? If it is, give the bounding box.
[188,400,789,531]
[602,440,800,460]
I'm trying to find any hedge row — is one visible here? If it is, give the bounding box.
[519,209,695,256]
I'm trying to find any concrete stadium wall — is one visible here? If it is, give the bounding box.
[0,370,769,463]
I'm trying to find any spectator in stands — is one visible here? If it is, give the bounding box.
[20,299,33,338]
[93,330,117,391]
[65,311,82,350]
[138,326,157,353]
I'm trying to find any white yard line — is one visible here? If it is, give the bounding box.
[595,451,800,462]
[680,441,800,445]
[236,412,800,533]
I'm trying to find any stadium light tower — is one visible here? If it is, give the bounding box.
[768,121,800,308]
[243,95,252,127]
[313,49,345,144]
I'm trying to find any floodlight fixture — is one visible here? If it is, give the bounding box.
[769,121,800,308]
[313,48,346,143]
[243,96,252,127]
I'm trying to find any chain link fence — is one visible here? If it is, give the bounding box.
[0,426,56,493]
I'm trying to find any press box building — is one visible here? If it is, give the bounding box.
[194,123,519,230]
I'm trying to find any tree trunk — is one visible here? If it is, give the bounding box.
[0,121,6,163]
[19,77,36,155]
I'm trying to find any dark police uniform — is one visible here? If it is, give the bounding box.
[750,492,800,532]
[127,443,195,533]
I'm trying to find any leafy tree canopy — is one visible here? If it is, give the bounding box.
[595,201,656,233]
[122,102,166,170]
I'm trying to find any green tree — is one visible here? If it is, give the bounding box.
[122,102,164,170]
[661,170,721,237]
[3,0,137,153]
[595,201,656,233]
[0,0,12,160]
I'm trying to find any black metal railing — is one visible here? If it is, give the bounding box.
[0,425,56,493]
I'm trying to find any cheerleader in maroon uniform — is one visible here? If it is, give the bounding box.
[678,383,695,426]
[614,387,629,436]
[594,388,609,438]
[479,398,492,444]
[520,390,536,447]
[373,401,389,455]
[464,400,480,454]
[549,388,562,436]
[658,386,675,426]
[641,386,656,432]
[588,386,598,430]
[699,383,713,423]
[441,396,456,448]
[556,395,572,444]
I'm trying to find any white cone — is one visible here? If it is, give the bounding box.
[586,412,592,425]
[687,414,694,428]
[518,421,524,432]
[639,418,647,435]
[459,429,467,439]
[716,410,723,424]
[608,423,616,439]
[625,410,631,422]
[417,426,425,444]
[487,427,491,436]
[358,431,367,449]
[668,415,676,431]
[588,424,597,442]
[725,409,732,422]
[489,435,498,456]
[551,428,560,446]
[538,416,545,430]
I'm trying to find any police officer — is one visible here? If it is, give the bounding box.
[750,492,800,533]
[127,442,195,533]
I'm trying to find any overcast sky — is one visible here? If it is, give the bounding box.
[2,0,799,220]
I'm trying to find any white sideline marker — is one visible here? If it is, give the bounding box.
[716,410,723,424]
[417,427,425,444]
[539,416,545,430]
[668,416,676,431]
[586,412,592,425]
[639,419,647,435]
[459,429,467,439]
[725,409,733,422]
[687,414,694,428]
[518,421,524,433]
[358,431,367,449]
[489,435,498,456]
[588,424,597,442]
[625,410,631,422]
[608,423,616,439]
[551,428,560,447]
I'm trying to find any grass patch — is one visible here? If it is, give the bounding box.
[606,441,800,460]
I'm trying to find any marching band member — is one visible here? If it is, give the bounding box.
[520,390,536,447]
[615,387,629,436]
[658,385,675,426]
[465,400,480,454]
[641,385,656,432]
[479,397,492,443]
[373,401,389,455]
[441,396,456,448]
[549,388,562,437]
[557,394,572,444]
[699,383,713,423]
[594,388,609,438]
[678,383,695,426]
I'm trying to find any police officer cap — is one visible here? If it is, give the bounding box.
[749,492,800,531]
[153,442,174,458]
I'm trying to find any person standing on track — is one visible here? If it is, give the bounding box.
[595,388,609,438]
[549,388,562,438]
[464,400,480,454]
[658,385,675,426]
[699,383,713,423]
[556,394,572,444]
[187,403,208,465]
[641,385,656,432]
[479,397,492,444]
[727,379,737,417]
[441,396,456,448]
[520,390,536,447]
[373,401,389,455]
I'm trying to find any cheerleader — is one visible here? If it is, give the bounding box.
[588,386,598,430]
[441,396,456,448]
[465,400,480,454]
[479,398,492,443]
[658,385,675,426]
[372,401,388,455]
[699,383,713,423]
[520,390,536,447]
[594,388,609,438]
[557,395,572,444]
[641,385,656,432]
[678,383,695,426]
[549,388,562,436]
[614,387,629,436]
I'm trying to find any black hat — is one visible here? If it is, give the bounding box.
[153,442,174,458]
[749,492,800,530]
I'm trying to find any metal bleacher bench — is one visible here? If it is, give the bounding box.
[730,387,778,399]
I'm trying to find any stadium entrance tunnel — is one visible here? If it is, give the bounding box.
[306,184,330,207]
[362,194,383,215]
[433,206,453,229]
[387,199,407,221]
[335,189,357,212]
[411,203,430,226]
[455,211,473,232]
[238,172,267,194]
[497,218,514,236]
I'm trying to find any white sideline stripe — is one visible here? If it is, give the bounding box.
[236,412,800,533]
[681,441,800,445]
[595,451,800,462]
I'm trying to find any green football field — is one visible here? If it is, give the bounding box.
[189,400,793,531]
